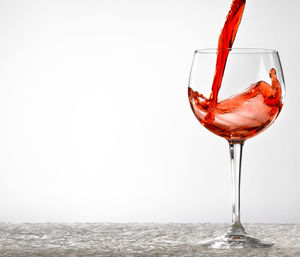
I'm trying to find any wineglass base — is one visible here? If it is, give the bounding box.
[199,232,274,249]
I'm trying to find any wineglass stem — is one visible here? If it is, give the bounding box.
[227,140,246,235]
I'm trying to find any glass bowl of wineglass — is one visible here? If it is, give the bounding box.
[188,48,285,248]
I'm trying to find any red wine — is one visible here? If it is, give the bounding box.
[188,69,282,140]
[211,0,246,103]
[188,0,283,140]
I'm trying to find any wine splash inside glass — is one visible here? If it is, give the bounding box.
[188,48,285,248]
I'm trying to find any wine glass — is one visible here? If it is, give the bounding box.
[188,48,285,248]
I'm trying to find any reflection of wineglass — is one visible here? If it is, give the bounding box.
[188,48,285,248]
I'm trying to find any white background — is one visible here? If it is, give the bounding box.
[0,0,298,223]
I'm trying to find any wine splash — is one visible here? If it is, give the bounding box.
[188,68,282,140]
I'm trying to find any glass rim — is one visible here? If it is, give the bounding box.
[195,48,278,54]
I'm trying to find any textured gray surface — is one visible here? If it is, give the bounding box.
[0,223,299,256]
